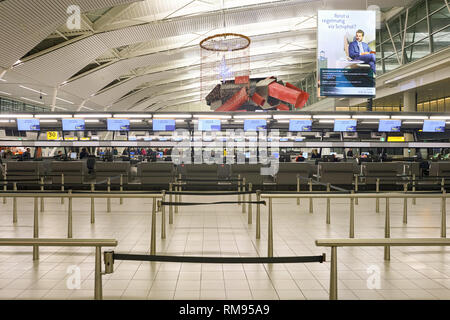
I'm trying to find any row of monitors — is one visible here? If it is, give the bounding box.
[15,119,447,133]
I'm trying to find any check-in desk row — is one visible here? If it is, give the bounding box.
[1,160,449,189]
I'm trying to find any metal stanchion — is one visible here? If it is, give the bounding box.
[238,174,241,206]
[248,183,252,225]
[256,190,261,239]
[13,182,17,223]
[33,197,39,260]
[242,177,246,214]
[297,176,300,206]
[178,174,182,208]
[68,190,73,239]
[354,174,359,205]
[2,170,6,204]
[442,190,447,238]
[120,174,123,205]
[376,178,380,213]
[174,178,179,214]
[403,183,408,224]
[90,183,95,224]
[441,178,445,193]
[150,197,156,255]
[161,191,166,239]
[412,174,416,205]
[107,177,111,213]
[40,177,44,212]
[384,197,390,261]
[61,173,64,205]
[349,191,355,238]
[309,178,313,213]
[94,246,102,300]
[330,246,337,300]
[326,183,331,224]
[169,183,173,224]
[268,197,273,258]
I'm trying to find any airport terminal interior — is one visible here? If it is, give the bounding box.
[0,0,450,301]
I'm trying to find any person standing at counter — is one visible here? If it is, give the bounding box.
[80,148,89,159]
[311,149,321,159]
[22,148,32,160]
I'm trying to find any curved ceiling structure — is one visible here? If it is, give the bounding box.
[0,0,415,112]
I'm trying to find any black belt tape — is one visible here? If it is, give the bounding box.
[161,200,266,206]
[113,253,325,264]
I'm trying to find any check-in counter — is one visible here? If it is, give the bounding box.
[137,162,175,186]
[6,161,40,184]
[318,162,358,185]
[51,161,84,184]
[95,161,130,184]
[275,163,313,186]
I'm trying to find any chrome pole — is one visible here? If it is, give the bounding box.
[2,169,6,204]
[403,183,408,224]
[242,177,246,214]
[442,178,445,193]
[349,191,355,238]
[169,183,173,224]
[33,197,39,260]
[309,178,313,213]
[40,177,44,212]
[150,197,156,255]
[178,174,182,206]
[256,190,261,239]
[119,174,123,205]
[161,191,166,239]
[376,178,380,213]
[442,191,447,238]
[94,246,102,300]
[68,190,73,239]
[248,183,252,225]
[90,183,95,224]
[326,183,331,224]
[61,173,64,205]
[384,197,390,261]
[174,177,178,214]
[13,182,17,223]
[412,174,416,205]
[107,177,111,213]
[297,176,300,206]
[330,246,338,300]
[238,174,241,206]
[268,197,273,257]
[354,174,359,205]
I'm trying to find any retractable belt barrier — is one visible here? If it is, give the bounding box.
[107,252,325,265]
[160,200,266,206]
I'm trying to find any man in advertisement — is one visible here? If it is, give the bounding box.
[348,29,376,74]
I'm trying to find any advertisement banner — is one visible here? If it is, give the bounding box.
[317,10,376,97]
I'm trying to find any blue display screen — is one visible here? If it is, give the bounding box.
[289,120,312,132]
[62,119,85,131]
[378,120,401,132]
[198,119,221,131]
[107,119,130,131]
[423,120,445,132]
[334,120,357,132]
[244,119,267,131]
[17,119,40,131]
[153,119,176,131]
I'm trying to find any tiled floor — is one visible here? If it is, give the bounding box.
[0,193,449,300]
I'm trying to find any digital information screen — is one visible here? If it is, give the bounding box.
[107,119,130,131]
[244,119,267,131]
[62,119,85,131]
[153,119,176,131]
[317,10,376,98]
[423,120,445,132]
[17,119,40,131]
[198,119,221,131]
[289,120,312,132]
[334,119,357,132]
[378,120,401,132]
